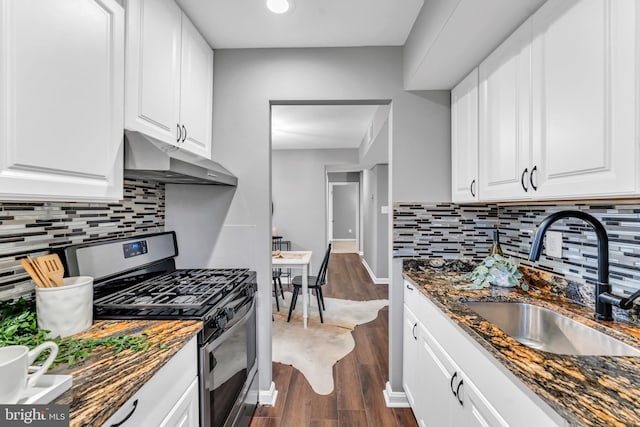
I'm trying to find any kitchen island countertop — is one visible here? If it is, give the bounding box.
[50,319,202,427]
[404,265,640,427]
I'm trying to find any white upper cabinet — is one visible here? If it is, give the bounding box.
[463,0,640,202]
[125,0,181,145]
[0,0,124,202]
[530,0,638,199]
[179,15,214,158]
[125,0,213,159]
[451,68,479,203]
[478,19,532,202]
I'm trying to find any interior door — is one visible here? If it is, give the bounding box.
[329,182,359,252]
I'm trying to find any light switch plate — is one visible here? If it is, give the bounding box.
[545,231,563,258]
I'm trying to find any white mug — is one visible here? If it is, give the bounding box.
[0,342,58,404]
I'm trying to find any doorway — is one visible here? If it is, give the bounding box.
[328,181,359,253]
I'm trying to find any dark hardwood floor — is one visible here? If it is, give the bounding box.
[251,253,418,427]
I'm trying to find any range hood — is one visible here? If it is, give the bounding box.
[124,131,237,186]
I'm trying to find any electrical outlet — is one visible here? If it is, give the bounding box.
[545,231,563,258]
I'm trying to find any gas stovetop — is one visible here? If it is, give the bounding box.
[63,232,258,344]
[94,268,252,310]
[93,268,256,321]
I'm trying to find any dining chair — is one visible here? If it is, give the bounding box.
[273,271,285,311]
[272,236,286,311]
[287,243,332,323]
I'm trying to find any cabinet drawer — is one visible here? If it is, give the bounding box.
[103,337,197,427]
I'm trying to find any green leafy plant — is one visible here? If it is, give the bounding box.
[450,254,529,291]
[0,298,166,368]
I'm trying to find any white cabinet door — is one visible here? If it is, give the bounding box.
[451,68,479,202]
[103,337,197,427]
[456,373,509,427]
[125,0,213,159]
[531,0,638,199]
[402,305,420,414]
[417,322,456,427]
[0,0,124,202]
[159,378,199,427]
[179,14,213,159]
[124,0,182,146]
[478,18,532,201]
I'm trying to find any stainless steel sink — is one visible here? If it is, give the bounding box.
[466,302,640,356]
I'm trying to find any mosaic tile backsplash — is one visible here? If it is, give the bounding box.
[394,201,640,310]
[394,203,497,260]
[0,179,165,299]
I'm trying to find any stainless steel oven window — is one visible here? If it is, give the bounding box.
[200,297,257,427]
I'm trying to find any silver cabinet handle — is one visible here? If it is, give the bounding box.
[182,125,187,143]
[470,179,476,197]
[176,124,181,143]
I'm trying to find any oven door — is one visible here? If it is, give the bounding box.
[200,295,257,427]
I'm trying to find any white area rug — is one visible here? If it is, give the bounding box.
[272,291,388,395]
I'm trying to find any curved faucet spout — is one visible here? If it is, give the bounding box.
[528,210,612,321]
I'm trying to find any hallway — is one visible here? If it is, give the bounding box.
[251,253,417,427]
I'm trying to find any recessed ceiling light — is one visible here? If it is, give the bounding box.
[266,0,293,14]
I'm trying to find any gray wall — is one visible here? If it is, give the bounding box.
[328,172,360,183]
[332,184,358,240]
[271,148,358,270]
[363,164,389,279]
[176,46,451,397]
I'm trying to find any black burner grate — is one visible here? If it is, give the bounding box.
[94,268,249,310]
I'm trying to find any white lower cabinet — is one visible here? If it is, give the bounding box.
[402,304,420,411]
[103,337,198,427]
[418,322,507,427]
[159,378,199,427]
[403,280,565,427]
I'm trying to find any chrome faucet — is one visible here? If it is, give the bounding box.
[528,210,640,321]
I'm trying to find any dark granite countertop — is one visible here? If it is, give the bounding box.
[404,261,640,427]
[50,320,202,427]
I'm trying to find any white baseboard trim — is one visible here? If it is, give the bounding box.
[331,238,356,241]
[383,381,410,408]
[258,382,278,406]
[361,258,389,284]
[358,251,364,256]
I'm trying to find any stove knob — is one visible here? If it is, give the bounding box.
[215,314,228,329]
[225,307,234,321]
[245,284,256,297]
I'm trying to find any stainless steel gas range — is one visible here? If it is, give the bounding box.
[63,231,257,427]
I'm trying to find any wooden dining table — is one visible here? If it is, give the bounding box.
[272,250,313,328]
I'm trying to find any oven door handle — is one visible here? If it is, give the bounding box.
[205,297,255,353]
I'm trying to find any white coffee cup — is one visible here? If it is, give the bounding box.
[0,342,58,404]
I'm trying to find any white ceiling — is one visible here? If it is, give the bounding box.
[271,105,379,150]
[176,0,424,49]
